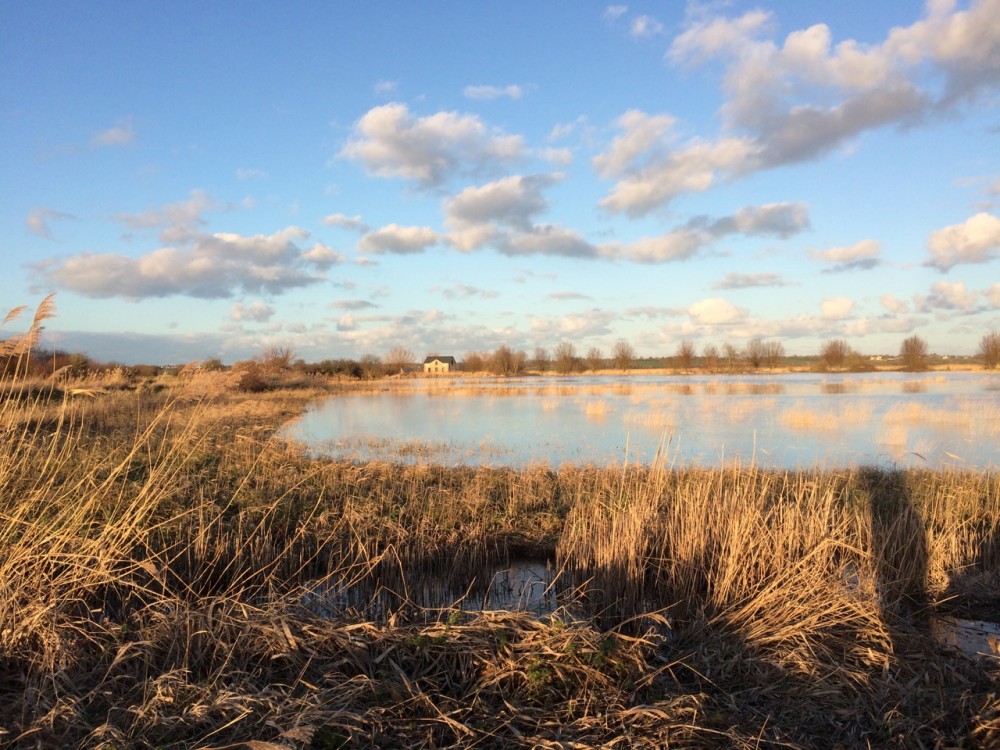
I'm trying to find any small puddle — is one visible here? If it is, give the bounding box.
[932,616,1000,661]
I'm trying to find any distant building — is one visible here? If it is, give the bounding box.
[423,355,457,374]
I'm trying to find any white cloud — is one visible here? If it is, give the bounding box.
[926,212,1000,270]
[604,5,628,21]
[881,294,910,313]
[322,213,369,232]
[300,243,345,268]
[230,300,275,322]
[26,207,75,239]
[92,117,135,147]
[630,15,664,38]
[340,103,524,187]
[358,224,440,254]
[35,226,328,299]
[917,279,979,311]
[235,168,267,180]
[539,147,573,166]
[987,282,1000,307]
[113,189,224,244]
[713,272,792,289]
[820,296,855,319]
[374,80,397,95]
[597,1,1000,213]
[689,297,749,325]
[463,84,523,101]
[811,239,881,263]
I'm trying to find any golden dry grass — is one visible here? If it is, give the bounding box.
[1,300,999,748]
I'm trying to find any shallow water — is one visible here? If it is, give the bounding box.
[281,372,1000,470]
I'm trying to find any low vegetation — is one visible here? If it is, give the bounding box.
[1,300,999,747]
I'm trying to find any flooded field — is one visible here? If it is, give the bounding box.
[282,371,1000,470]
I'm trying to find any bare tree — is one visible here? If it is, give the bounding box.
[763,340,784,370]
[675,340,696,371]
[820,339,851,370]
[385,346,415,373]
[586,346,604,371]
[722,342,742,373]
[554,342,579,375]
[611,340,636,371]
[745,338,766,369]
[899,334,928,371]
[359,353,383,379]
[259,345,295,372]
[462,351,485,372]
[980,331,1000,369]
[533,346,551,372]
[702,343,719,372]
[490,345,526,376]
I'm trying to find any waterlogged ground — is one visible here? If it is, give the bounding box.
[282,371,1000,470]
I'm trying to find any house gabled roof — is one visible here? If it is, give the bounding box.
[423,355,456,365]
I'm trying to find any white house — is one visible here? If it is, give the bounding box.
[423,355,457,374]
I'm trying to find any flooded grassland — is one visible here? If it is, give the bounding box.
[2,369,999,748]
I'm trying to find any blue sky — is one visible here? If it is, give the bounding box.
[2,1,999,364]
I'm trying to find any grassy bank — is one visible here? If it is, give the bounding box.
[1,359,999,747]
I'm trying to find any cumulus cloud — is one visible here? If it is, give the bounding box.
[916,279,979,311]
[881,294,910,313]
[596,0,1000,214]
[603,202,809,263]
[92,117,135,147]
[114,189,224,244]
[820,296,855,320]
[35,226,332,300]
[300,243,345,268]
[630,15,664,38]
[713,272,792,289]
[689,297,749,325]
[322,213,369,232]
[811,238,882,272]
[340,103,524,187]
[926,212,1000,270]
[26,208,75,239]
[332,299,377,310]
[358,224,440,254]
[987,282,1000,307]
[529,308,616,339]
[463,84,523,101]
[230,300,275,322]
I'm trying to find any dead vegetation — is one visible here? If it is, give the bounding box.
[1,300,999,748]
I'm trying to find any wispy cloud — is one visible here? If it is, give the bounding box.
[463,84,523,101]
[92,117,135,147]
[25,208,76,239]
[713,272,793,289]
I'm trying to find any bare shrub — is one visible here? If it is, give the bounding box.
[554,342,579,374]
[675,340,696,371]
[611,340,635,371]
[586,347,604,371]
[463,351,485,373]
[980,331,1000,369]
[702,344,719,372]
[899,335,928,371]
[490,345,526,376]
[763,340,784,370]
[534,347,551,372]
[385,347,415,374]
[820,339,851,370]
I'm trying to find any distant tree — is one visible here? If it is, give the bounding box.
[702,344,719,372]
[462,351,485,373]
[259,345,295,372]
[763,340,785,370]
[533,346,551,372]
[675,340,696,371]
[980,331,1000,369]
[722,343,742,373]
[359,353,383,379]
[745,338,766,369]
[490,345,526,376]
[899,335,928,371]
[554,342,579,375]
[586,346,604,371]
[385,346,415,373]
[201,357,225,372]
[611,340,636,371]
[820,339,851,370]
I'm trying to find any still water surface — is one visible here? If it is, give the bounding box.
[281,372,1000,470]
